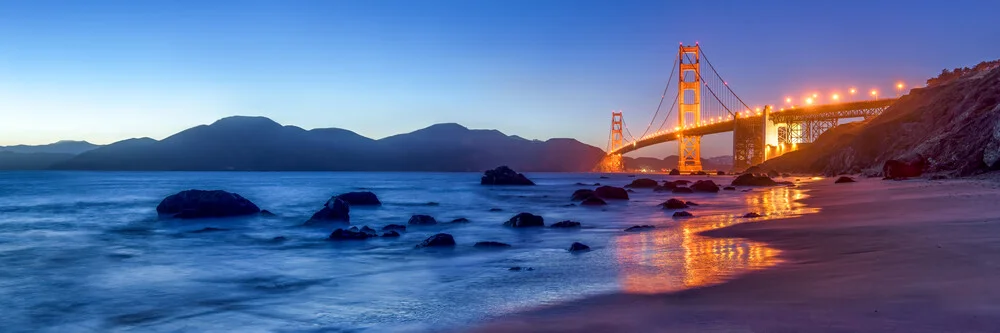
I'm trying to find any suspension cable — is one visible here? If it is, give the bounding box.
[698,48,753,112]
[638,53,680,138]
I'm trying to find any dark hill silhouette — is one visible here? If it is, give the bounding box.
[0,140,100,155]
[53,116,605,172]
[0,152,76,170]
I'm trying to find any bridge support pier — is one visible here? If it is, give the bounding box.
[733,106,769,172]
[595,153,624,172]
[678,135,702,172]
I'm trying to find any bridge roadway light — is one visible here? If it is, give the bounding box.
[805,97,814,105]
[832,93,839,101]
[871,90,878,100]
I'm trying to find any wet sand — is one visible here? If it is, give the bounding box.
[471,177,1000,332]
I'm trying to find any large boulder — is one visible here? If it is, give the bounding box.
[156,190,261,219]
[335,191,382,206]
[594,186,629,200]
[568,242,591,252]
[308,197,350,222]
[329,228,374,240]
[731,174,779,186]
[625,178,659,188]
[690,180,720,193]
[417,233,456,248]
[883,157,926,179]
[481,166,535,185]
[660,198,688,209]
[504,213,544,227]
[571,189,595,201]
[408,214,438,225]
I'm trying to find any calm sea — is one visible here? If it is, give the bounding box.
[0,171,813,332]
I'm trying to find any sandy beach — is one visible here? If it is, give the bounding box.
[471,177,1000,332]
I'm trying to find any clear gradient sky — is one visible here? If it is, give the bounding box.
[1,0,998,157]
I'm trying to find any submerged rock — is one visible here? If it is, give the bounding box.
[449,217,470,223]
[382,224,407,231]
[550,221,582,228]
[594,186,629,200]
[580,196,607,206]
[329,228,373,240]
[625,178,659,188]
[408,214,438,225]
[571,189,595,201]
[360,226,378,236]
[723,186,736,191]
[690,180,720,193]
[381,230,401,237]
[731,174,778,186]
[660,198,688,209]
[308,197,350,223]
[474,241,512,248]
[335,191,382,206]
[568,242,591,252]
[503,213,544,227]
[834,176,856,183]
[190,227,229,233]
[508,266,534,271]
[156,190,261,219]
[624,225,655,232]
[417,233,456,248]
[489,208,503,212]
[481,166,535,185]
[672,211,694,218]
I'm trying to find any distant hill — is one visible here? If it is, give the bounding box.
[0,140,100,155]
[624,155,733,172]
[53,116,605,172]
[0,152,75,170]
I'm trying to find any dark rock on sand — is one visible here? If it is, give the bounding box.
[157,189,261,219]
[335,191,382,206]
[594,186,629,200]
[550,221,582,228]
[624,225,655,232]
[883,156,927,179]
[660,198,688,209]
[504,213,544,228]
[307,197,350,223]
[382,224,406,231]
[481,166,535,185]
[834,176,856,183]
[474,241,512,248]
[408,214,437,225]
[731,174,778,186]
[417,233,456,248]
[568,242,591,252]
[673,211,694,218]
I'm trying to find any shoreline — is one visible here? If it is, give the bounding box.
[470,177,1000,332]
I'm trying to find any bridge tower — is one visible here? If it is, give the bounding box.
[595,111,626,172]
[610,111,624,151]
[677,44,702,172]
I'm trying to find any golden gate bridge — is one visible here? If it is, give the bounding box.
[599,43,897,173]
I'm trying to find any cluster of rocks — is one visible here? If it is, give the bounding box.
[480,166,535,185]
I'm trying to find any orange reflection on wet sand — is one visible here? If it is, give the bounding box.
[615,186,816,294]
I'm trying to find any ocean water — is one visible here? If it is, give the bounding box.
[0,171,814,332]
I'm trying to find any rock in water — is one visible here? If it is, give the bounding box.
[308,197,350,223]
[690,180,720,192]
[260,210,276,217]
[481,166,535,185]
[660,198,688,209]
[669,169,681,175]
[156,190,261,219]
[381,230,401,237]
[408,215,437,225]
[685,201,699,206]
[335,191,382,206]
[625,178,658,188]
[360,226,377,235]
[716,171,726,175]
[742,212,762,218]
[594,186,629,200]
[329,228,373,240]
[834,176,856,183]
[673,211,694,218]
[723,186,736,191]
[571,189,595,201]
[382,224,406,231]
[671,187,693,194]
[731,174,778,186]
[580,196,607,206]
[568,242,591,252]
[449,218,470,223]
[503,213,544,227]
[417,233,456,248]
[673,180,691,185]
[550,221,582,228]
[474,241,512,248]
[624,225,655,232]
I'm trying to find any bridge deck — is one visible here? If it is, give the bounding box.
[609,98,897,156]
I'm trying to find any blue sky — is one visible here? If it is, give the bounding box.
[1,0,998,157]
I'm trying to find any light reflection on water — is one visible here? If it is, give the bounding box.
[614,185,817,294]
